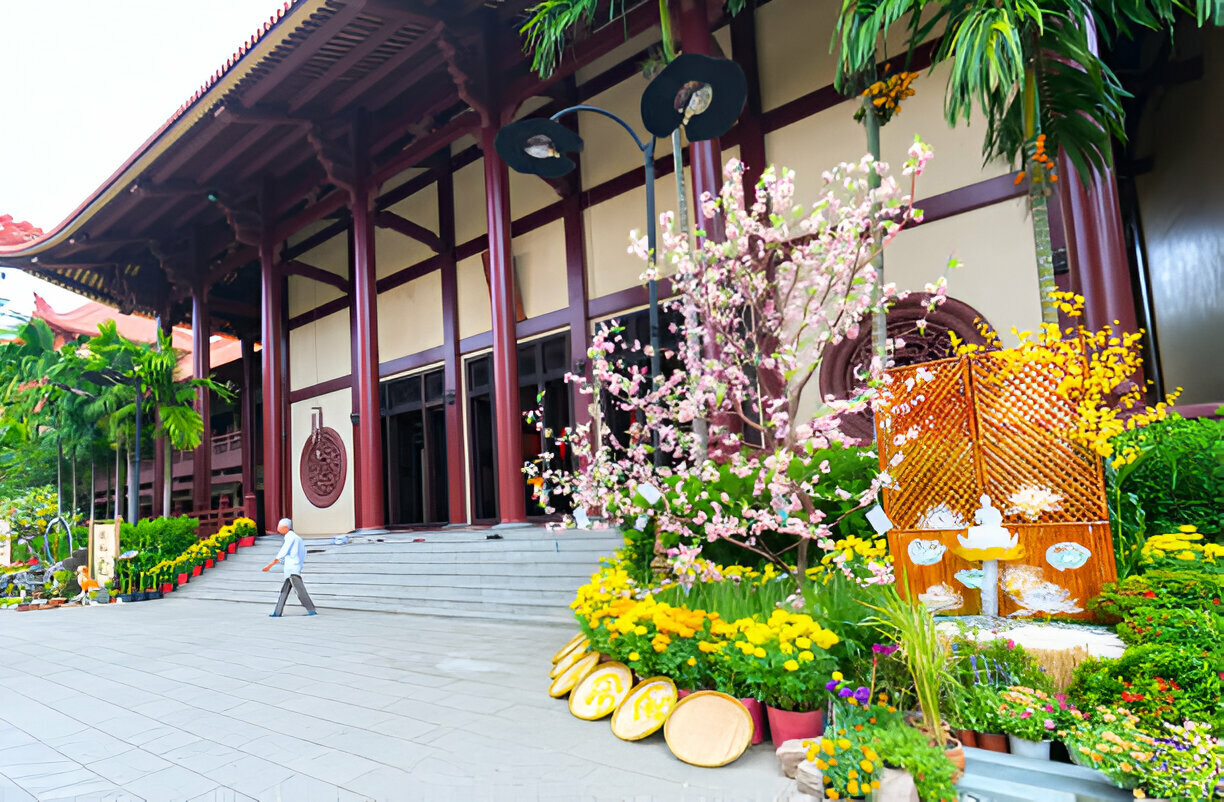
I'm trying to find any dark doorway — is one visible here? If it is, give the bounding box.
[381,369,448,525]
[465,332,576,522]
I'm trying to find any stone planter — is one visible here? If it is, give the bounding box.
[1008,735,1052,760]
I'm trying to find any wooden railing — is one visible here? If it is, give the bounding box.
[192,505,247,538]
[173,431,244,464]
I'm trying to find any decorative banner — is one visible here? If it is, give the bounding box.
[301,408,347,508]
[89,520,121,586]
[612,677,678,741]
[569,662,632,720]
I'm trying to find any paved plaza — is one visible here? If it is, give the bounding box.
[0,597,788,801]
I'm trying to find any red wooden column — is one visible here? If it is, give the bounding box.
[191,285,212,512]
[260,234,286,534]
[482,124,527,524]
[239,337,259,515]
[438,167,468,524]
[680,0,726,242]
[730,7,767,194]
[349,113,385,530]
[1057,160,1140,337]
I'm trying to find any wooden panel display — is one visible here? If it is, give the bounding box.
[876,353,1115,619]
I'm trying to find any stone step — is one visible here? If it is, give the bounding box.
[173,528,609,623]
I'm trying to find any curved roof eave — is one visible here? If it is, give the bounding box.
[0,0,328,262]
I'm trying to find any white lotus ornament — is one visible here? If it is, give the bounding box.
[954,495,1023,561]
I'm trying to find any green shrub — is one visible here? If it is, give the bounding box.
[1069,643,1224,735]
[1110,413,1224,538]
[1116,605,1224,649]
[1089,569,1224,623]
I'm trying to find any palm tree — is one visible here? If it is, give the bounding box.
[834,0,1221,325]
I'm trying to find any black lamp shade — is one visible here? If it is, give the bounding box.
[641,53,748,141]
[494,118,584,179]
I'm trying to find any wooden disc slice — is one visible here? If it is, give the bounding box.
[611,676,677,741]
[549,641,590,679]
[569,662,632,720]
[548,652,600,698]
[552,633,587,664]
[663,690,753,767]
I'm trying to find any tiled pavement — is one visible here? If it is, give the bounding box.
[0,597,789,801]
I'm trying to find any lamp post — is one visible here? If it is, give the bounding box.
[495,54,747,467]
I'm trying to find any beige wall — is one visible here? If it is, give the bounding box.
[289,387,355,535]
[378,271,444,360]
[377,182,438,280]
[289,308,350,391]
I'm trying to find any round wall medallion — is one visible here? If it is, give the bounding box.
[819,294,995,441]
[300,427,347,508]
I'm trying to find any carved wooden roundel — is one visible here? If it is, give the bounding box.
[819,294,995,442]
[300,427,347,508]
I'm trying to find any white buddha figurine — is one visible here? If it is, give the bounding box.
[956,495,1021,559]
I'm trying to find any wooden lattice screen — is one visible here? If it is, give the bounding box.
[874,353,1116,619]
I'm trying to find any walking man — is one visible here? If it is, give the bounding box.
[263,517,317,617]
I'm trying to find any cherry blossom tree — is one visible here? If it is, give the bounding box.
[526,141,939,585]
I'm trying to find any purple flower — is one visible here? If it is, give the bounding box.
[871,643,899,656]
[853,686,871,704]
[825,680,839,692]
[838,687,854,699]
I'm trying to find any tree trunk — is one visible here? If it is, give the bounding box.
[163,439,172,517]
[126,446,137,523]
[1024,65,1059,326]
[863,99,888,363]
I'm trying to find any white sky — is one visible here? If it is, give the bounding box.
[0,0,281,316]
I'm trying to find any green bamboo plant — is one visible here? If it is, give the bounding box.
[834,0,1222,325]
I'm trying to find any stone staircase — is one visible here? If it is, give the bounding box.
[171,527,621,624]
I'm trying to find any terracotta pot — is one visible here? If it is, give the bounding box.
[176,573,189,586]
[48,598,64,608]
[766,706,824,750]
[957,728,978,748]
[977,732,1009,753]
[238,535,256,548]
[191,566,202,577]
[227,542,237,553]
[944,736,965,774]
[1007,736,1051,760]
[204,559,215,569]
[16,604,31,611]
[740,697,767,745]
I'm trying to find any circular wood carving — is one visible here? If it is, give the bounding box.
[300,427,347,508]
[819,294,995,442]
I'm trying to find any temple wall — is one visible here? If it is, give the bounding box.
[289,387,355,535]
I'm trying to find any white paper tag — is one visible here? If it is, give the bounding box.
[866,504,894,536]
[636,483,662,506]
[572,508,590,529]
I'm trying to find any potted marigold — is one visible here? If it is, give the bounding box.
[726,610,839,748]
[234,517,258,548]
[803,734,882,800]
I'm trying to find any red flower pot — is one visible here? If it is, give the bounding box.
[741,697,767,745]
[227,543,237,553]
[766,706,825,749]
[177,573,189,586]
[191,566,202,577]
[216,551,226,562]
[161,582,174,594]
[238,535,256,548]
[958,729,978,748]
[204,559,215,569]
[977,732,1009,753]
[677,688,693,699]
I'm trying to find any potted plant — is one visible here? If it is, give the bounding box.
[869,723,960,802]
[1131,720,1222,800]
[803,734,882,799]
[234,517,257,548]
[996,686,1080,759]
[1059,705,1155,789]
[863,587,963,772]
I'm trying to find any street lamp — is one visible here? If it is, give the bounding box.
[83,367,144,526]
[494,54,746,464]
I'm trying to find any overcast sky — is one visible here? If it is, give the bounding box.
[0,0,279,315]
